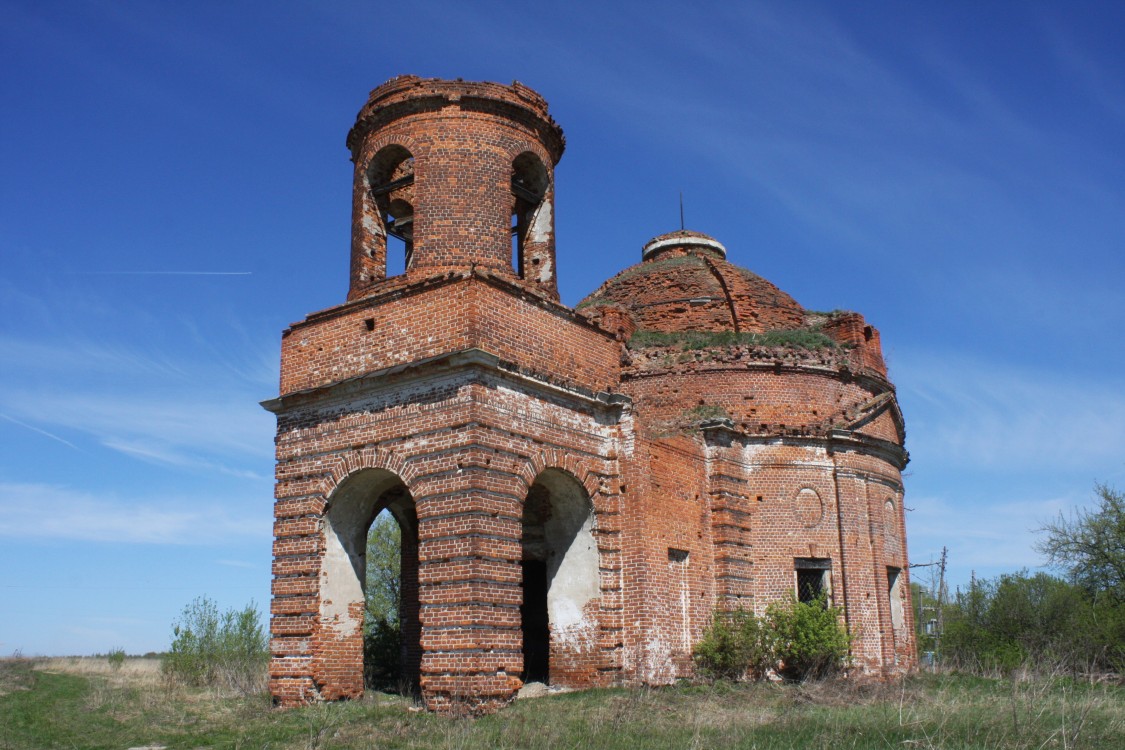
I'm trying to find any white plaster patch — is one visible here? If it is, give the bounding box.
[362,214,385,238]
[529,201,552,243]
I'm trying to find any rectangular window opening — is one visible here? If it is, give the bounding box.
[795,558,831,605]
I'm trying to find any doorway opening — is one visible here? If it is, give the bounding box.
[520,560,549,682]
[520,469,598,686]
[322,469,419,697]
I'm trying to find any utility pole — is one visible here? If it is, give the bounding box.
[932,546,948,668]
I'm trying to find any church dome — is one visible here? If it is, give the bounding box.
[579,230,805,334]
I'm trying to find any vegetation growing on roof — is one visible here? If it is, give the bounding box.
[610,253,706,282]
[804,309,850,317]
[628,328,842,351]
[682,404,730,423]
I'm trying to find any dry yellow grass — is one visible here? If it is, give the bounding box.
[36,656,162,687]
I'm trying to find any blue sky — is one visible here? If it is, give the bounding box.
[2,0,1123,656]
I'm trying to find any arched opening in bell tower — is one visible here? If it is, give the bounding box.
[321,468,420,697]
[367,146,415,278]
[510,152,549,279]
[521,469,599,686]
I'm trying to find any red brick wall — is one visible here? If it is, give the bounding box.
[269,368,628,711]
[623,359,897,440]
[280,276,619,397]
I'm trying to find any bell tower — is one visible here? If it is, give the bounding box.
[345,75,565,300]
[267,77,624,714]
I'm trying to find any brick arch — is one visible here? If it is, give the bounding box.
[317,446,418,504]
[357,133,424,174]
[503,137,555,173]
[517,449,601,502]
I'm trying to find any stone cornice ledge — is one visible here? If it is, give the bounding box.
[699,421,908,470]
[261,347,630,416]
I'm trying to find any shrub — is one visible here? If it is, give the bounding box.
[694,613,748,680]
[106,648,126,671]
[694,609,774,681]
[163,596,268,694]
[694,597,850,682]
[767,596,851,680]
[363,616,403,691]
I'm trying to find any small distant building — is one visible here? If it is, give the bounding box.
[264,76,914,714]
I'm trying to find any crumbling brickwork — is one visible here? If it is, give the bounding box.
[265,75,915,714]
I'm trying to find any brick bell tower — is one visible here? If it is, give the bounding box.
[346,76,565,300]
[264,77,627,713]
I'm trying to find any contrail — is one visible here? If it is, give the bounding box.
[0,413,80,450]
[73,271,252,276]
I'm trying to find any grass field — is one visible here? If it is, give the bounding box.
[1,657,1122,749]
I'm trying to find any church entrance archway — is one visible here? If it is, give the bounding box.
[521,468,599,686]
[321,468,420,696]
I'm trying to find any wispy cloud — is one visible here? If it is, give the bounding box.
[0,482,266,544]
[1,389,272,462]
[906,491,1071,586]
[102,437,264,480]
[896,351,1125,475]
[0,335,189,378]
[0,330,276,479]
[216,559,258,570]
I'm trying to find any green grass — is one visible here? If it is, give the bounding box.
[628,328,842,352]
[2,658,1122,749]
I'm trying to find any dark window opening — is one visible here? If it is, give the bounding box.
[521,559,549,683]
[795,558,831,605]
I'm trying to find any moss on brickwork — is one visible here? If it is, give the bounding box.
[682,404,730,423]
[609,254,707,283]
[627,328,842,351]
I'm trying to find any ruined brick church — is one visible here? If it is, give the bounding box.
[264,76,914,713]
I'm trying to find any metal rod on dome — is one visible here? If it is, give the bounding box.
[679,192,684,231]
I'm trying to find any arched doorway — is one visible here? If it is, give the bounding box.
[321,469,420,697]
[521,468,599,686]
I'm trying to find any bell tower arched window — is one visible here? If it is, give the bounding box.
[368,146,415,277]
[511,152,549,279]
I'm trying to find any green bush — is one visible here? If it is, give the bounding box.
[163,596,268,694]
[106,648,126,671]
[363,616,403,691]
[694,597,850,682]
[694,613,748,680]
[767,596,851,680]
[694,609,774,680]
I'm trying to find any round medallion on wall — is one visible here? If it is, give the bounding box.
[794,487,823,527]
